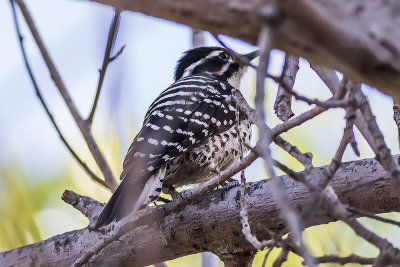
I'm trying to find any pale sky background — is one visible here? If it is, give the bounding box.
[1,0,400,246]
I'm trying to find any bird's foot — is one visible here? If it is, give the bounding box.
[163,185,182,201]
[155,196,172,204]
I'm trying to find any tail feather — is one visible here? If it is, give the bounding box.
[95,166,166,228]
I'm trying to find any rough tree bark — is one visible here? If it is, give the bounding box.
[87,0,400,101]
[2,155,400,266]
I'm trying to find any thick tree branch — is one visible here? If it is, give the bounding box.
[2,155,400,266]
[87,0,400,101]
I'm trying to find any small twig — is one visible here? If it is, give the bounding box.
[323,85,360,185]
[272,245,289,267]
[13,0,118,191]
[239,171,270,250]
[254,22,315,266]
[312,254,375,265]
[271,104,329,137]
[235,83,269,249]
[347,206,400,228]
[322,186,400,253]
[272,159,313,190]
[10,0,106,188]
[274,55,298,121]
[273,136,313,168]
[310,65,377,153]
[274,55,299,121]
[354,84,400,182]
[229,89,257,124]
[261,231,285,267]
[87,10,123,125]
[230,90,315,189]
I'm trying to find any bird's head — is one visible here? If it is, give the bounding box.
[174,47,258,88]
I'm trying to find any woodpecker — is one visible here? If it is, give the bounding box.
[95,46,258,228]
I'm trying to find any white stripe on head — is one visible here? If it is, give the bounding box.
[182,50,222,77]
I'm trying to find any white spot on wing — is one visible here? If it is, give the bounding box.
[148,138,159,145]
[146,123,160,130]
[134,152,146,157]
[190,118,209,127]
[163,125,173,133]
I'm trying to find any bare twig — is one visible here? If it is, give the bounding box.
[254,21,315,266]
[322,186,399,253]
[10,0,106,188]
[310,65,377,152]
[273,136,313,168]
[323,85,360,184]
[87,9,123,125]
[239,171,270,250]
[355,85,400,182]
[272,159,312,190]
[347,206,400,228]
[272,245,289,267]
[261,230,286,267]
[274,55,298,121]
[13,0,118,191]
[271,104,329,137]
[313,254,375,265]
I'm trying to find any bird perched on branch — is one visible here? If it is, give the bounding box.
[95,46,258,228]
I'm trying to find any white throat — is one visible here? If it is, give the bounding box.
[227,67,245,89]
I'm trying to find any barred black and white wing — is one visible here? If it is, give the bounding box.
[95,74,237,228]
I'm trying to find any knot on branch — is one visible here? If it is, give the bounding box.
[62,190,104,227]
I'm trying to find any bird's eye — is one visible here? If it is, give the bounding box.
[218,53,230,61]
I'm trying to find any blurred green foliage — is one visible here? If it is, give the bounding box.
[0,164,72,250]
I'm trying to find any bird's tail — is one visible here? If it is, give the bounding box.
[94,166,166,228]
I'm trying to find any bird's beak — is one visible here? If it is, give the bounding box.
[241,50,259,62]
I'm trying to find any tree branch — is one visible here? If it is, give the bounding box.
[3,155,399,266]
[87,0,400,101]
